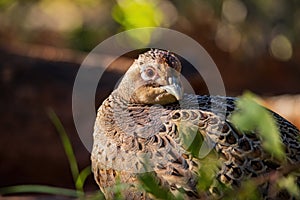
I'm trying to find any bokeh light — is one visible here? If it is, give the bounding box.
[270,34,293,61]
[222,0,247,24]
[215,23,241,52]
[25,0,82,32]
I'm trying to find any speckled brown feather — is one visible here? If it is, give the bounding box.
[91,49,300,199]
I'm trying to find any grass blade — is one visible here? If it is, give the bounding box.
[47,109,81,192]
[76,166,92,191]
[0,185,83,197]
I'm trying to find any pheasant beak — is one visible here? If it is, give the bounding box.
[161,76,183,101]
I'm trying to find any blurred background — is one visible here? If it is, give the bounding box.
[0,0,299,197]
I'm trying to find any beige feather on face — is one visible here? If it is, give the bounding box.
[115,49,183,105]
[91,49,300,200]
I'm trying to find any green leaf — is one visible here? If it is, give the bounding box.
[138,173,178,200]
[112,177,126,200]
[277,175,300,198]
[236,180,260,200]
[222,179,260,200]
[197,152,220,192]
[230,91,285,160]
[178,122,204,158]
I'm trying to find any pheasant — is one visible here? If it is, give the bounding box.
[91,49,300,199]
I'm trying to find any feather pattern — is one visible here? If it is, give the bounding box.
[91,49,300,199]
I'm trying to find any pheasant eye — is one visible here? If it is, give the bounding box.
[145,67,155,78]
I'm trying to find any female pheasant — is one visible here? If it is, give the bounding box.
[91,49,300,199]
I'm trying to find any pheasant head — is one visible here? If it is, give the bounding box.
[115,49,183,105]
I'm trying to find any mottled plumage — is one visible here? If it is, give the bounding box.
[91,49,300,199]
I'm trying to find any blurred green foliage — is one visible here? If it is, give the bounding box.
[111,0,165,46]
[0,0,14,9]
[0,0,299,60]
[112,0,163,29]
